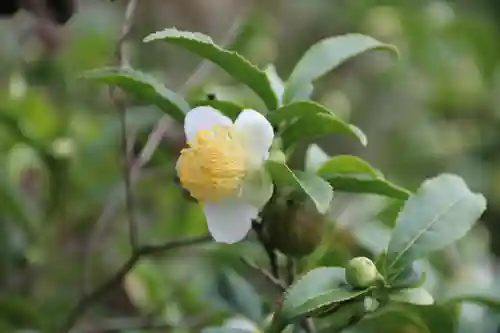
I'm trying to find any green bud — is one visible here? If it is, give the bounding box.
[263,196,325,258]
[345,257,380,289]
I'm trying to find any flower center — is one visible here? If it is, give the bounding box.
[177,125,247,202]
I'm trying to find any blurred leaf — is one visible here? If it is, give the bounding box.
[264,64,285,106]
[0,295,45,330]
[316,155,410,200]
[269,102,367,148]
[389,287,434,305]
[444,294,500,313]
[266,160,333,214]
[193,99,243,120]
[304,144,329,173]
[363,303,458,333]
[284,34,398,103]
[202,328,253,333]
[81,67,190,122]
[383,174,486,283]
[144,28,278,110]
[216,270,263,322]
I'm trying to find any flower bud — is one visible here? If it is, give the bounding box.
[345,257,380,289]
[263,196,324,258]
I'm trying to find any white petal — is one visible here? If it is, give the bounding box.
[184,106,232,142]
[234,109,274,163]
[203,197,258,244]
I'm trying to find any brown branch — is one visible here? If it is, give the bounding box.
[240,257,286,291]
[82,9,249,282]
[60,235,212,333]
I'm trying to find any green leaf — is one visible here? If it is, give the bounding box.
[192,99,243,120]
[316,155,411,200]
[268,101,367,147]
[284,34,398,103]
[216,270,263,322]
[390,288,434,305]
[81,67,190,122]
[266,160,333,214]
[384,174,486,282]
[388,262,426,290]
[281,267,369,322]
[144,28,278,110]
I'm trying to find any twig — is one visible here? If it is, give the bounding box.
[83,9,248,281]
[61,235,212,333]
[112,0,140,250]
[240,257,286,291]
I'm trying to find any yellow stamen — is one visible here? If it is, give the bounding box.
[177,125,247,201]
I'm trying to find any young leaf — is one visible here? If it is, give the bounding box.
[144,28,278,110]
[81,67,190,122]
[384,174,486,282]
[266,160,333,214]
[389,288,434,306]
[268,101,366,147]
[280,267,369,322]
[192,99,243,120]
[284,34,398,103]
[316,155,411,200]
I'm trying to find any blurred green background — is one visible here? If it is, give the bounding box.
[1,0,500,332]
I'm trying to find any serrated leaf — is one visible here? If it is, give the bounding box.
[384,174,486,282]
[268,102,367,148]
[284,34,398,103]
[192,99,243,120]
[144,28,278,110]
[281,267,368,322]
[81,67,190,122]
[266,161,333,214]
[390,288,434,305]
[304,144,329,173]
[316,155,410,200]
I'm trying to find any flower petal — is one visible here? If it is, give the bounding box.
[240,169,273,209]
[203,197,258,244]
[184,106,232,142]
[234,109,274,163]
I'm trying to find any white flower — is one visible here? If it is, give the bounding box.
[176,106,274,244]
